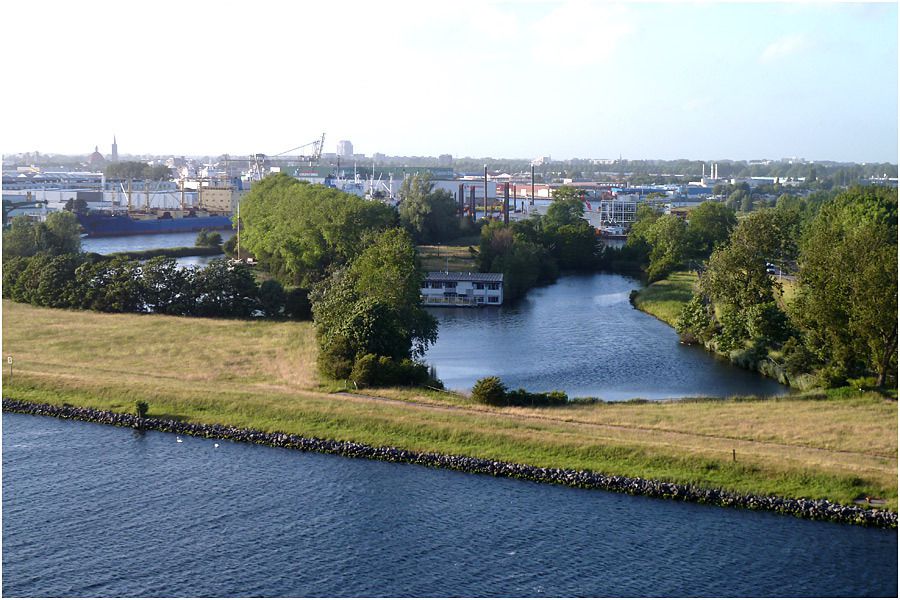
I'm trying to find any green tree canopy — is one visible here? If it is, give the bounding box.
[398,173,460,243]
[311,228,438,378]
[238,173,398,287]
[686,201,737,257]
[791,186,897,386]
[2,212,81,258]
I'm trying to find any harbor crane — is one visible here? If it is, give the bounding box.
[224,133,326,181]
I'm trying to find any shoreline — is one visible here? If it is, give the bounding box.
[4,397,896,529]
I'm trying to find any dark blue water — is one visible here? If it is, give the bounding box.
[4,414,896,597]
[425,273,789,400]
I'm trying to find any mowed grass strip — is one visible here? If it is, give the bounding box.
[417,244,478,272]
[631,271,697,326]
[3,301,896,509]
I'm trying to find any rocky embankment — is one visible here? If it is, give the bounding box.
[4,398,896,529]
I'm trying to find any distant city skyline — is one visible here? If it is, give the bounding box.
[3,1,897,163]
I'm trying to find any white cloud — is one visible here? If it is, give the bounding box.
[759,33,811,63]
[530,1,635,68]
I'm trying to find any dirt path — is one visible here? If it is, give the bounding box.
[331,391,897,471]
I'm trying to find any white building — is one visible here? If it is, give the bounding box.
[337,140,354,157]
[421,272,504,307]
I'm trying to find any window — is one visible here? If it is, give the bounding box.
[487,283,500,290]
[474,283,484,290]
[488,296,499,303]
[444,281,457,289]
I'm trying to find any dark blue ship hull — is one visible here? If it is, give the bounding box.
[78,212,233,237]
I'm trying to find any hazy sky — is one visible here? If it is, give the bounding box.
[4,1,897,162]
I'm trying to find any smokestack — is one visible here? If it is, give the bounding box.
[458,183,464,218]
[715,163,718,179]
[531,165,536,206]
[503,183,510,225]
[483,165,488,218]
[702,163,705,178]
[469,185,476,223]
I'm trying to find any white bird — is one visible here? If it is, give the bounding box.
[176,437,183,443]
[214,443,219,448]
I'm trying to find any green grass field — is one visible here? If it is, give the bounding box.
[631,271,698,326]
[3,300,896,509]
[417,243,479,272]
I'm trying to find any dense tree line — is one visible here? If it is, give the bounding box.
[676,186,897,389]
[604,201,737,281]
[1,254,311,319]
[104,161,172,180]
[3,213,82,258]
[475,186,597,301]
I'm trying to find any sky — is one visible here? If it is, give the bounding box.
[3,0,897,163]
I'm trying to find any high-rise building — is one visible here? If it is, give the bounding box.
[337,140,353,157]
[111,136,118,162]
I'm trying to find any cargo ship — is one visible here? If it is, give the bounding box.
[77,181,238,237]
[77,209,233,237]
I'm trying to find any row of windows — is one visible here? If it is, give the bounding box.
[424,281,500,290]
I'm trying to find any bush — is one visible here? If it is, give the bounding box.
[258,279,286,317]
[318,335,354,379]
[284,287,312,320]
[506,388,568,406]
[745,301,791,346]
[195,229,222,247]
[349,354,435,388]
[349,353,379,387]
[782,337,818,376]
[135,400,149,419]
[676,294,715,344]
[471,376,508,406]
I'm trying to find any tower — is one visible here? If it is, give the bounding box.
[111,136,118,162]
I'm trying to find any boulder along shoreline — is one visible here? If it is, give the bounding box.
[4,397,896,529]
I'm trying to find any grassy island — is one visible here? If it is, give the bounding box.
[3,300,896,512]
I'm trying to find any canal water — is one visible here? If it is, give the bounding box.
[3,413,896,597]
[425,273,789,400]
[80,231,233,268]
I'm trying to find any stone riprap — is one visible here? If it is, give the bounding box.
[4,398,896,529]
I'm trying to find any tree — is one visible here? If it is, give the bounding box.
[2,212,81,258]
[189,259,260,318]
[311,228,437,378]
[687,201,736,257]
[238,173,397,287]
[398,173,461,244]
[791,187,897,386]
[196,229,222,247]
[141,257,191,315]
[701,208,799,310]
[545,187,586,228]
[471,376,508,406]
[64,198,89,213]
[643,215,690,281]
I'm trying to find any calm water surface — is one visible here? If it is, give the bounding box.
[81,231,234,255]
[3,414,896,597]
[425,273,789,400]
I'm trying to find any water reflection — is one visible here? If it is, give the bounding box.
[425,273,789,400]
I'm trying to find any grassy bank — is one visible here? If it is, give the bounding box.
[3,301,896,510]
[630,271,697,326]
[418,241,478,272]
[107,245,224,260]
